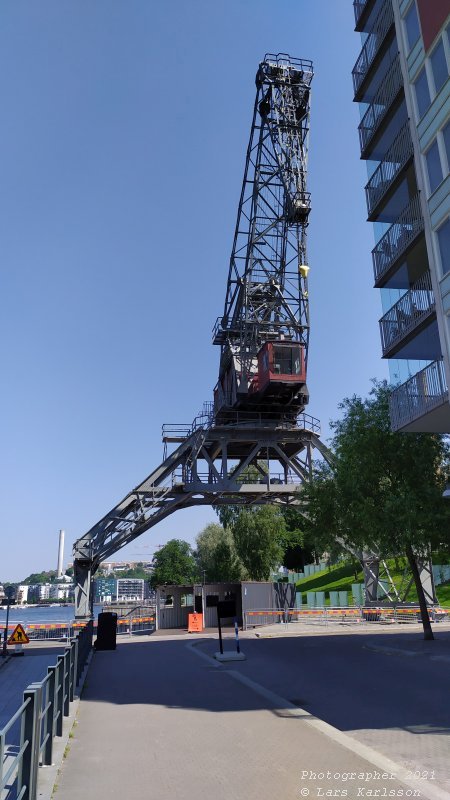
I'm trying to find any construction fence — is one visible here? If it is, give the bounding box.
[1,613,156,642]
[243,605,450,630]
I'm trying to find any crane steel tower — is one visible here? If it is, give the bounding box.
[213,54,312,421]
[72,54,331,619]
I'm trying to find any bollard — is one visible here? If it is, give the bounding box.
[234,618,241,653]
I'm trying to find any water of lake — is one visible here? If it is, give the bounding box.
[0,604,104,625]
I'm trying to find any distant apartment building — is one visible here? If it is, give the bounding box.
[93,576,117,603]
[116,578,146,603]
[353,0,450,431]
[27,582,74,602]
[16,585,29,604]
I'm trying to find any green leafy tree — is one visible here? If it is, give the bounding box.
[22,571,58,585]
[307,381,450,640]
[195,523,245,582]
[150,539,198,588]
[232,506,285,580]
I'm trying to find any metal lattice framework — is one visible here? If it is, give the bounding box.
[73,54,324,618]
[213,53,313,415]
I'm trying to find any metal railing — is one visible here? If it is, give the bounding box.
[379,271,435,355]
[243,605,449,630]
[372,194,424,284]
[352,0,394,95]
[0,621,93,800]
[365,122,414,217]
[389,360,449,431]
[358,56,403,154]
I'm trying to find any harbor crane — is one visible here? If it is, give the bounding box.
[73,54,433,618]
[73,53,332,618]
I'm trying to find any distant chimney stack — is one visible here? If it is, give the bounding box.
[57,529,65,577]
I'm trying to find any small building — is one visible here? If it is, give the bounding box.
[16,585,29,604]
[156,581,296,630]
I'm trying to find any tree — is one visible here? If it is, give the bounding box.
[150,540,198,588]
[22,570,58,585]
[307,381,450,640]
[195,523,245,582]
[232,506,286,580]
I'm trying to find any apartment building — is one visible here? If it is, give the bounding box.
[353,0,450,430]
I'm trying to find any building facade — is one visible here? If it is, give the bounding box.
[353,0,450,431]
[93,576,117,603]
[116,578,146,603]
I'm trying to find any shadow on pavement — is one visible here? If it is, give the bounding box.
[79,629,450,737]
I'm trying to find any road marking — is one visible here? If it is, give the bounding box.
[188,640,450,800]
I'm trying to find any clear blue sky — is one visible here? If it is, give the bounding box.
[0,1,388,581]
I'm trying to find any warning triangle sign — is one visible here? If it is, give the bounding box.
[7,623,30,645]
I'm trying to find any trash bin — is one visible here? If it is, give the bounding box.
[95,612,118,650]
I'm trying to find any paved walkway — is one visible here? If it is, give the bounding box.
[56,635,447,800]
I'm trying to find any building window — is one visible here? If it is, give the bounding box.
[443,120,450,172]
[414,67,431,119]
[161,594,173,607]
[404,2,420,52]
[425,140,443,193]
[437,218,450,275]
[430,39,448,95]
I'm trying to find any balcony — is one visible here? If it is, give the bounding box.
[352,0,394,99]
[372,194,424,286]
[354,0,375,30]
[365,122,414,219]
[358,56,403,157]
[389,361,449,432]
[379,272,436,357]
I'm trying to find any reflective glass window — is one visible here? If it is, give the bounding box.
[404,3,420,51]
[425,140,443,193]
[414,68,431,119]
[273,345,301,375]
[443,120,450,172]
[437,218,450,275]
[430,39,448,94]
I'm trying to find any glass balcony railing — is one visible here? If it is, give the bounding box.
[353,0,371,28]
[358,56,403,155]
[372,194,424,285]
[379,272,435,355]
[352,0,394,96]
[365,122,414,217]
[389,360,448,431]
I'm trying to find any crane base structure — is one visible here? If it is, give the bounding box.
[73,410,331,618]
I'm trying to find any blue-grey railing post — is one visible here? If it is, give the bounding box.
[19,687,40,800]
[72,636,79,694]
[63,650,70,717]
[55,656,64,736]
[44,666,56,766]
[68,642,75,702]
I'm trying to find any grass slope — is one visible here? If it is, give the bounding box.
[295,559,450,607]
